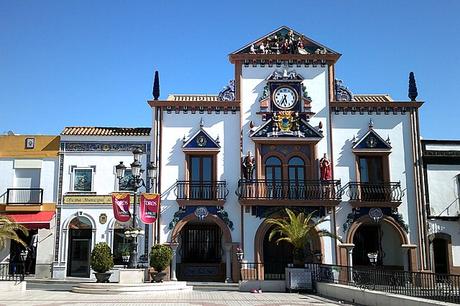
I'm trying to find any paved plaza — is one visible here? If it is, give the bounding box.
[0,289,346,306]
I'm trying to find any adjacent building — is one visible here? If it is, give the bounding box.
[51,127,152,279]
[422,140,460,274]
[0,134,59,278]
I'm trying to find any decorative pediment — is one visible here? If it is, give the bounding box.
[251,112,322,140]
[232,26,338,55]
[352,120,391,151]
[182,120,220,151]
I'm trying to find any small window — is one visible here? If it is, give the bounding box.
[73,168,93,192]
[119,169,134,191]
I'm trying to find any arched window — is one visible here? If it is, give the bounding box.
[288,156,305,182]
[265,156,282,181]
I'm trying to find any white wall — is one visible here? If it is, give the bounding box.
[61,153,150,195]
[332,113,418,246]
[0,158,58,203]
[426,164,460,217]
[159,112,241,244]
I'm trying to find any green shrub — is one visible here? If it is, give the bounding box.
[149,244,173,272]
[90,242,114,273]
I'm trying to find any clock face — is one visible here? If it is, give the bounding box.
[273,86,297,110]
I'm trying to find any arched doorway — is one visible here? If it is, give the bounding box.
[350,218,405,269]
[263,225,293,279]
[255,219,322,279]
[171,214,232,282]
[67,216,92,277]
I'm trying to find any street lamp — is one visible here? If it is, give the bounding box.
[115,148,155,268]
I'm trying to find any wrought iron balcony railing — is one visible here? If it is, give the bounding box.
[237,179,342,201]
[175,181,229,201]
[6,188,43,205]
[344,182,403,203]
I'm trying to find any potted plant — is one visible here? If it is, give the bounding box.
[149,244,173,282]
[90,242,114,283]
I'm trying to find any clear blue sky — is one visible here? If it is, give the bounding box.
[1,0,459,139]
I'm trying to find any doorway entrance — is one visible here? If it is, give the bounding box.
[263,225,293,279]
[67,216,92,278]
[177,222,224,281]
[433,238,449,274]
[352,222,404,269]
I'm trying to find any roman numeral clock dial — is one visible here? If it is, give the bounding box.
[273,86,297,110]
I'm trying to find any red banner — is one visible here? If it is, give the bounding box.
[111,193,131,222]
[140,193,159,224]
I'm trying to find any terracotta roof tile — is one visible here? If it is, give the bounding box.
[61,127,151,136]
[352,95,393,102]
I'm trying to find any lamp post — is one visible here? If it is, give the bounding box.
[115,148,157,268]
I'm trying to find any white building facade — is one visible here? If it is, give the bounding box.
[148,27,428,282]
[423,140,460,275]
[52,127,152,280]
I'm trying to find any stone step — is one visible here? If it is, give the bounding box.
[72,281,193,294]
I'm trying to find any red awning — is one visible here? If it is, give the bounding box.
[4,211,54,229]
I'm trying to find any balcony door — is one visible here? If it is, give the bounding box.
[189,155,214,200]
[13,168,41,203]
[288,157,305,199]
[358,156,386,201]
[265,157,282,198]
[359,156,383,183]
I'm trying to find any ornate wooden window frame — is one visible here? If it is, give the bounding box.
[256,143,316,180]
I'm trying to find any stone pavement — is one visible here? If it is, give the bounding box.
[0,289,347,306]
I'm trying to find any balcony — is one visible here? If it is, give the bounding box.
[6,188,43,205]
[344,182,403,208]
[0,188,44,212]
[174,181,229,206]
[237,179,342,206]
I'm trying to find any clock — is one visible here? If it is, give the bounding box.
[273,86,297,110]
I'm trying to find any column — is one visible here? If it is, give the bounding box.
[339,243,355,283]
[170,243,179,281]
[224,243,232,283]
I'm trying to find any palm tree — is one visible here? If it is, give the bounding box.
[0,215,28,250]
[267,208,340,265]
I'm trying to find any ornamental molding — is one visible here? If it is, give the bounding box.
[168,206,234,231]
[61,142,149,153]
[342,207,408,233]
[251,113,322,139]
[335,79,353,102]
[218,80,235,101]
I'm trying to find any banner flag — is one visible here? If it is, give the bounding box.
[140,193,160,224]
[111,193,131,222]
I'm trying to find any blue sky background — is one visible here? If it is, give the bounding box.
[1,0,459,139]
